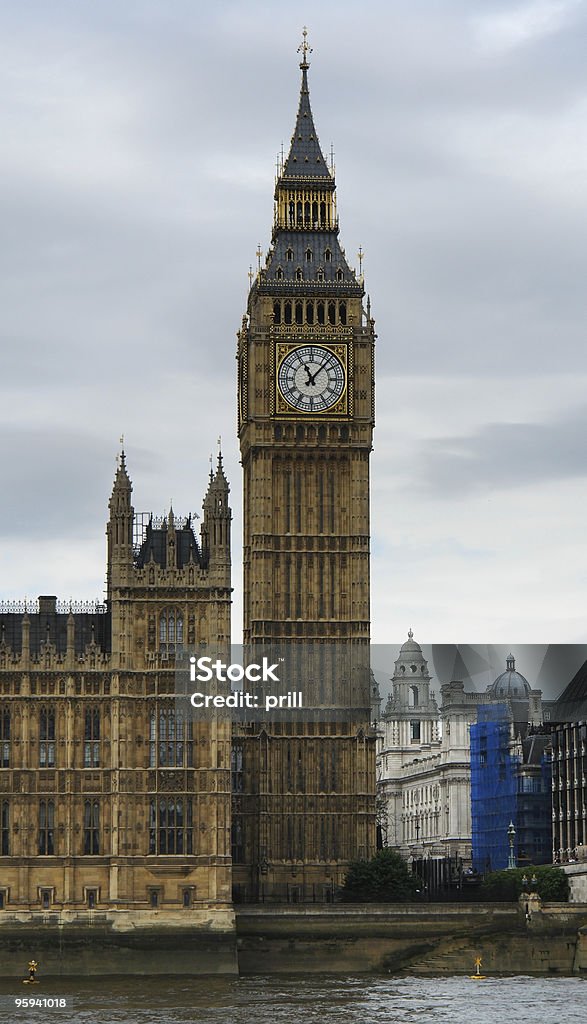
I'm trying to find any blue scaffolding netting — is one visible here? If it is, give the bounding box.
[470,704,519,873]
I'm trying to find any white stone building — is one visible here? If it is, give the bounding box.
[375,634,544,872]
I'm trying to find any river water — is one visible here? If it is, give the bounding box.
[1,974,586,1024]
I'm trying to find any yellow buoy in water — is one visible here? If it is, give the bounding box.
[469,956,486,980]
[23,960,40,985]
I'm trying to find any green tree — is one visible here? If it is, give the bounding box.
[340,848,419,903]
[481,865,570,902]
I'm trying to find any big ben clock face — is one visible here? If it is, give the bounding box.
[276,344,347,414]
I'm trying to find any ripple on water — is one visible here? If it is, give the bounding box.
[1,974,586,1024]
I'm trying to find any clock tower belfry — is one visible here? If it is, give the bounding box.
[235,32,376,901]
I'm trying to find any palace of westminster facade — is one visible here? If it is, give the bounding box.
[0,39,377,918]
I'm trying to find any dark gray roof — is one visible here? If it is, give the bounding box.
[551,658,587,723]
[0,604,111,656]
[260,230,362,296]
[134,521,202,570]
[282,67,331,181]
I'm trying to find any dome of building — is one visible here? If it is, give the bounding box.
[392,630,430,679]
[486,653,531,698]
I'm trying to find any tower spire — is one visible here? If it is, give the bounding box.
[281,31,330,181]
[297,26,312,70]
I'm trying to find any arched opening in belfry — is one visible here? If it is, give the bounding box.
[408,685,419,708]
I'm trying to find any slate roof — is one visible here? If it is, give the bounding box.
[551,657,587,723]
[0,605,111,656]
[282,67,332,181]
[134,520,202,570]
[261,231,361,295]
[256,63,362,298]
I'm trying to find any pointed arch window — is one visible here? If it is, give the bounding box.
[84,708,100,768]
[295,301,303,325]
[328,301,336,325]
[339,301,347,325]
[306,301,314,325]
[0,709,9,768]
[275,267,284,281]
[295,268,303,282]
[286,248,294,262]
[336,269,343,282]
[317,269,324,282]
[83,800,100,854]
[149,797,193,854]
[1,801,9,855]
[39,708,55,768]
[317,301,325,325]
[284,301,292,325]
[305,248,312,262]
[149,706,193,768]
[273,301,282,325]
[39,799,55,855]
[324,248,332,262]
[159,608,183,656]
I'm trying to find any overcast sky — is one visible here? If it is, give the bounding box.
[1,0,586,646]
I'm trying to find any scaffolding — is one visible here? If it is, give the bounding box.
[470,704,519,873]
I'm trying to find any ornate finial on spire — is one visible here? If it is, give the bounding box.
[357,246,364,279]
[298,26,312,69]
[248,265,254,289]
[256,245,263,272]
[408,628,414,640]
[209,453,214,481]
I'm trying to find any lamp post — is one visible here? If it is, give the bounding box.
[507,821,516,870]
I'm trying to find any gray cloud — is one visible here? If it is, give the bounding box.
[1,0,586,639]
[416,404,587,497]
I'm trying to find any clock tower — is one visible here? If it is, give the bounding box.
[234,32,376,901]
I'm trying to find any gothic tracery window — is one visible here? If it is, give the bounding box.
[159,608,183,656]
[1,801,9,855]
[84,708,101,767]
[83,800,100,854]
[39,799,55,855]
[0,709,9,768]
[149,706,192,768]
[39,707,55,768]
[149,797,193,854]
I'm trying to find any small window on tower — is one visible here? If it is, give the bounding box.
[336,269,343,282]
[296,268,303,281]
[325,249,332,262]
[286,249,294,262]
[317,270,324,282]
[276,267,283,280]
[305,249,312,262]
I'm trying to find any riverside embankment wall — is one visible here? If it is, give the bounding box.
[1,903,587,976]
[235,903,587,975]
